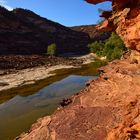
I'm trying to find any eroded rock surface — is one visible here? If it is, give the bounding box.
[86,0,140,53]
[17,58,140,140]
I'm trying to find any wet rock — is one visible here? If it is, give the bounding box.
[98,69,105,74]
[86,82,90,87]
[103,77,109,80]
[60,98,72,107]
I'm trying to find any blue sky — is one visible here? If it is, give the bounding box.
[0,0,111,26]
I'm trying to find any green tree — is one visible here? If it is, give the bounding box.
[103,33,126,60]
[88,33,126,61]
[88,41,104,56]
[47,43,56,56]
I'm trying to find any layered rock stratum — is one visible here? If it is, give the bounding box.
[16,0,140,140]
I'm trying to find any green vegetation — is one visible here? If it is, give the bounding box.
[47,43,57,56]
[88,33,127,61]
[88,41,104,57]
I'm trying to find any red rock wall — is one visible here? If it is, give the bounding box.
[86,0,140,52]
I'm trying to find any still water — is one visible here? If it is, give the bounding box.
[0,61,106,140]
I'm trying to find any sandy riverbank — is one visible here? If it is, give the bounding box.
[0,54,95,92]
[72,53,106,64]
[0,65,75,92]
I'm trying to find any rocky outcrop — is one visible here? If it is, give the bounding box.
[86,0,140,54]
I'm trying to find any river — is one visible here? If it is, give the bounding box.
[0,61,106,140]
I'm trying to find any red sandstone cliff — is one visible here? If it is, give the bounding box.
[86,0,140,54]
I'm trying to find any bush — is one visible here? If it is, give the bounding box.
[88,33,126,61]
[88,41,104,56]
[47,43,56,56]
[103,33,126,60]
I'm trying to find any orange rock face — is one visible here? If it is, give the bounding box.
[86,0,140,53]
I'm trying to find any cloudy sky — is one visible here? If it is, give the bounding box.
[0,0,111,26]
[0,0,13,10]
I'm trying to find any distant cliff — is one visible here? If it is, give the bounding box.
[0,7,110,55]
[71,25,111,42]
[0,7,89,55]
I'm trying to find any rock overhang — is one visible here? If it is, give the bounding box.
[86,0,112,5]
[85,0,140,53]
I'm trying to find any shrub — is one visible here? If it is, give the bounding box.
[88,33,126,61]
[88,41,104,56]
[47,43,56,56]
[103,33,126,60]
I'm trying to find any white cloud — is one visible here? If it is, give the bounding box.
[0,0,13,11]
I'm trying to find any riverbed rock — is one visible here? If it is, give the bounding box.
[0,55,82,71]
[60,98,72,107]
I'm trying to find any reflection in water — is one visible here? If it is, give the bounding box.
[0,61,106,104]
[0,75,95,140]
[0,61,106,140]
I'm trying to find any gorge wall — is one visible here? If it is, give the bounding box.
[0,7,89,55]
[0,7,110,55]
[86,0,140,62]
[71,25,111,42]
